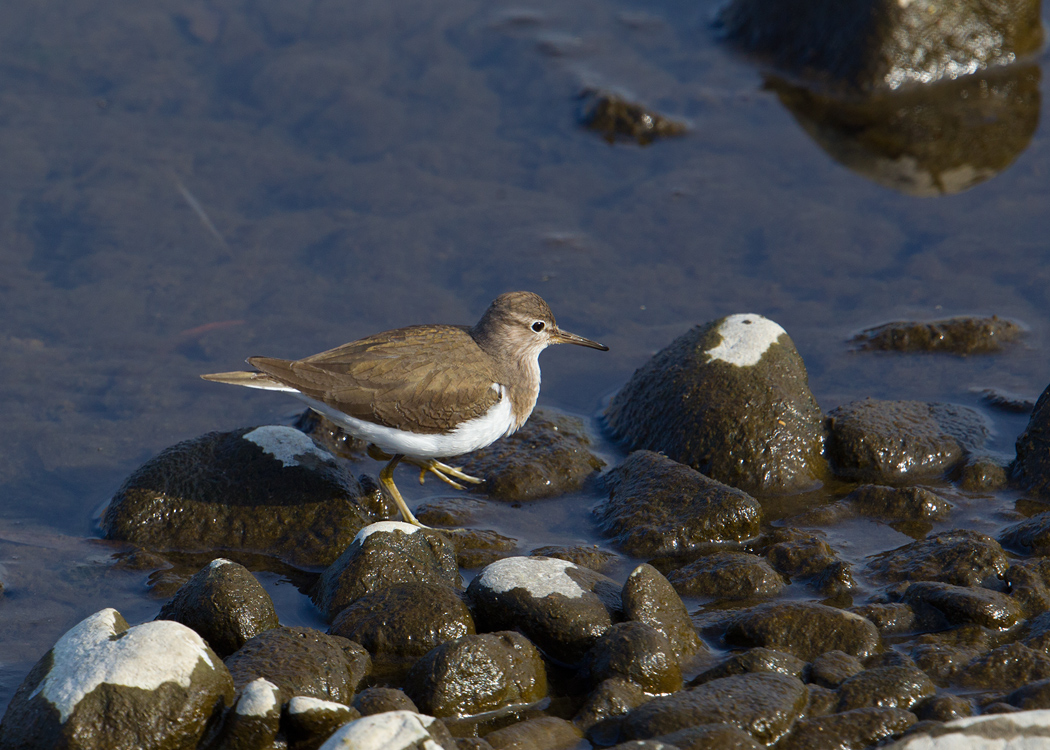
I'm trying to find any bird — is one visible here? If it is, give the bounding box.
[201,291,608,526]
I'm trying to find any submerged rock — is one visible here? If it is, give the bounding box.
[605,314,827,495]
[100,426,377,569]
[579,89,687,145]
[852,316,1023,354]
[596,450,761,557]
[826,399,988,483]
[867,529,1008,587]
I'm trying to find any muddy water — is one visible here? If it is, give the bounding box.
[1,0,1049,715]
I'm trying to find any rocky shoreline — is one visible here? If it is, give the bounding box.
[2,312,1049,749]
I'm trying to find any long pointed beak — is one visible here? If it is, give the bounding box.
[551,327,609,351]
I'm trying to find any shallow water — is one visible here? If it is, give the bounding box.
[1,0,1050,715]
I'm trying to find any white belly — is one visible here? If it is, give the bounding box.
[296,392,517,459]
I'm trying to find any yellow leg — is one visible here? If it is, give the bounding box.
[378,454,428,528]
[367,444,483,490]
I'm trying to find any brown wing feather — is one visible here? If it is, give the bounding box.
[248,325,503,434]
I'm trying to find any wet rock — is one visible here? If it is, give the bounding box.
[404,631,547,718]
[1006,678,1050,709]
[415,496,488,528]
[531,545,618,574]
[843,484,953,522]
[318,710,456,750]
[778,707,916,750]
[826,400,988,483]
[851,317,1023,355]
[646,723,763,749]
[958,643,1050,689]
[816,560,856,597]
[621,564,707,664]
[765,529,838,578]
[100,426,376,569]
[451,528,518,570]
[885,711,1050,749]
[955,454,1010,492]
[910,627,991,686]
[621,672,808,744]
[851,603,919,635]
[595,451,761,557]
[579,89,687,146]
[328,582,474,680]
[867,530,1008,588]
[724,602,880,661]
[285,695,359,749]
[157,558,279,658]
[836,666,935,711]
[1021,610,1050,652]
[456,409,604,501]
[1000,513,1050,557]
[466,556,621,664]
[573,678,649,741]
[915,694,972,722]
[806,684,839,717]
[213,677,282,750]
[667,552,783,600]
[580,622,682,694]
[352,687,418,716]
[716,0,1041,93]
[312,522,459,619]
[605,315,827,495]
[902,581,1022,630]
[0,608,234,750]
[484,716,582,750]
[977,388,1037,414]
[1013,383,1050,499]
[690,648,804,686]
[809,650,864,689]
[224,626,369,704]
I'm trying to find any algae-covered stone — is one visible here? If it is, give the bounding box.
[157,558,279,658]
[867,529,1007,587]
[843,485,953,523]
[779,707,916,750]
[579,89,688,146]
[606,315,826,495]
[689,648,805,686]
[100,426,376,569]
[328,582,474,681]
[852,317,1023,354]
[312,522,459,620]
[531,545,618,574]
[285,696,360,749]
[621,672,808,744]
[484,716,582,750]
[826,399,988,483]
[404,631,547,718]
[224,626,369,705]
[0,609,234,750]
[580,622,682,694]
[353,687,418,716]
[666,552,784,599]
[596,451,761,557]
[573,677,649,738]
[467,556,621,665]
[1014,384,1050,499]
[621,564,707,664]
[456,408,604,501]
[1001,512,1050,557]
[724,602,880,661]
[716,0,1042,93]
[958,643,1050,689]
[809,650,863,689]
[902,581,1023,630]
[836,666,935,711]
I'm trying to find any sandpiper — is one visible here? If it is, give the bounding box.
[202,291,608,526]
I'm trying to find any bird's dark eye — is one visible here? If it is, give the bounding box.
[532,321,545,332]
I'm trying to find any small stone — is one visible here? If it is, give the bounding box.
[580,622,682,694]
[530,545,618,574]
[404,631,547,718]
[621,564,707,664]
[915,694,972,722]
[352,687,418,716]
[778,707,916,750]
[958,643,1050,690]
[666,552,784,599]
[851,317,1023,355]
[826,400,988,483]
[312,522,459,619]
[902,582,1023,630]
[579,89,687,146]
[574,678,649,741]
[724,602,880,661]
[809,650,864,689]
[836,666,936,711]
[690,648,805,686]
[843,485,953,523]
[867,530,1007,588]
[1001,513,1050,557]
[1013,382,1050,499]
[285,695,360,749]
[157,558,279,658]
[595,451,761,558]
[318,711,457,750]
[483,716,582,750]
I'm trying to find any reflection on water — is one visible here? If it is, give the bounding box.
[769,64,1041,196]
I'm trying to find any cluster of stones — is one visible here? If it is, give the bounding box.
[6,311,1050,748]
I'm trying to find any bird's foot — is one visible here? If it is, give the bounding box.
[413,459,483,490]
[377,454,430,528]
